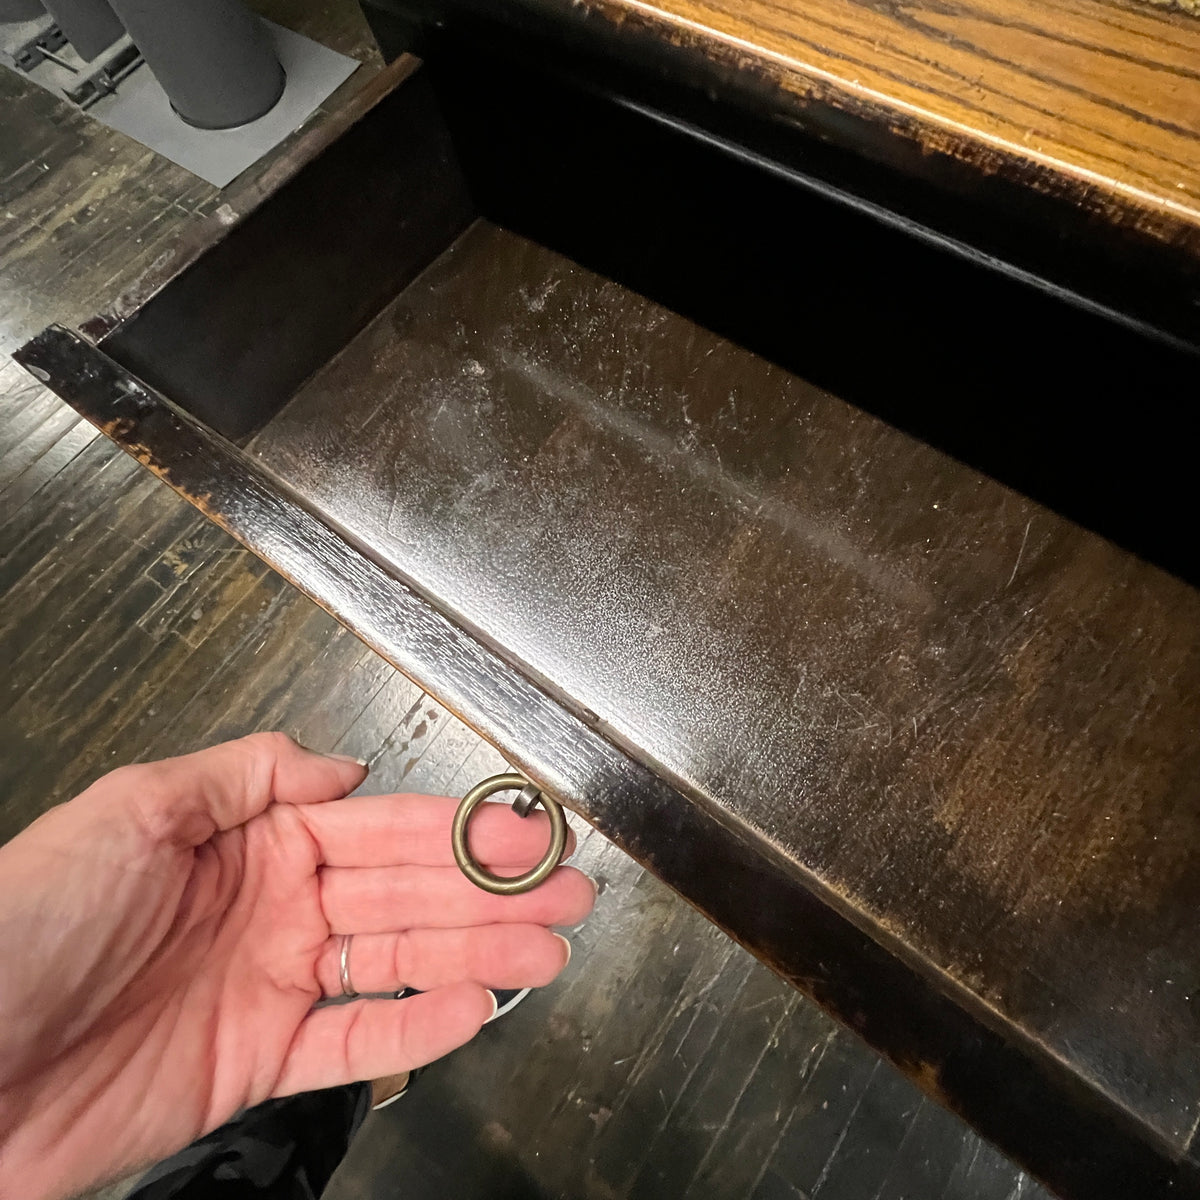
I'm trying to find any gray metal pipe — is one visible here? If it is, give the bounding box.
[0,0,46,22]
[106,0,285,129]
[40,0,122,60]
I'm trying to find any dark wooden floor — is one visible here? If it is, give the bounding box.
[1,5,1049,1197]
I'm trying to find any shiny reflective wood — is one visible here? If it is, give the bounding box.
[16,30,1200,1200]
[249,221,1200,1173]
[21,212,1200,1195]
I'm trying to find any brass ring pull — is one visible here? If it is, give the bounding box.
[452,772,568,895]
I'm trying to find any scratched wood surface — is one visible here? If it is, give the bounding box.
[0,5,1048,1198]
[476,0,1200,255]
[247,216,1200,1167]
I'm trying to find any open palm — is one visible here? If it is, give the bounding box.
[0,733,593,1200]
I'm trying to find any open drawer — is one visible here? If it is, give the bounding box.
[17,56,1200,1200]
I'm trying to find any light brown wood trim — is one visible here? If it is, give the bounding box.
[572,0,1200,251]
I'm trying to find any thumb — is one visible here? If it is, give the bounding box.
[85,732,369,847]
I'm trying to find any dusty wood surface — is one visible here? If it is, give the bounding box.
[241,215,1200,1164]
[22,323,1086,1198]
[1,5,1050,1198]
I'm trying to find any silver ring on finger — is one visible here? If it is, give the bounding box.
[339,933,358,999]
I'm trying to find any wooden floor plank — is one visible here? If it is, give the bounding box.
[192,598,343,747]
[873,1096,980,1200]
[809,1063,925,1199]
[327,668,425,771]
[287,635,394,751]
[393,706,495,796]
[532,890,719,1192]
[0,436,137,575]
[0,485,217,646]
[588,929,744,1190]
[0,403,81,490]
[0,546,285,821]
[0,418,97,518]
[626,963,798,1199]
[689,995,839,1198]
[0,501,203,717]
[752,1033,886,1200]
[40,571,295,812]
[437,738,512,799]
[938,1140,1024,1200]
[0,386,68,471]
[0,499,203,717]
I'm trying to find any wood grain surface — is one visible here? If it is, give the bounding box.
[0,349,1047,1200]
[2,4,1051,1196]
[18,325,1131,1198]
[547,0,1200,251]
[242,219,1200,1168]
[11,3,1199,1190]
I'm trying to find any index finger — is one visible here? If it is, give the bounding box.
[295,793,577,867]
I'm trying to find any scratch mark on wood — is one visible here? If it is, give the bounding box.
[1007,519,1032,588]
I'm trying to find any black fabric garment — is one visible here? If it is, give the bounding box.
[127,1083,371,1200]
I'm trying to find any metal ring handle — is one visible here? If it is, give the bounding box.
[452,772,568,895]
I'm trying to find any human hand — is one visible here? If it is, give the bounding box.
[0,733,594,1200]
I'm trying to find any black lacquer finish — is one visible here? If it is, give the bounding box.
[17,50,1200,1200]
[19,294,1200,1200]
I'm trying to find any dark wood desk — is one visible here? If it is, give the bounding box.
[17,6,1200,1194]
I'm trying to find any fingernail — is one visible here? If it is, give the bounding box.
[324,751,369,768]
[554,933,572,965]
[585,874,600,897]
[488,990,499,1021]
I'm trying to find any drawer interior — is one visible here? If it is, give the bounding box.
[89,76,1200,1124]
[24,57,1200,1195]
[99,59,1200,591]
